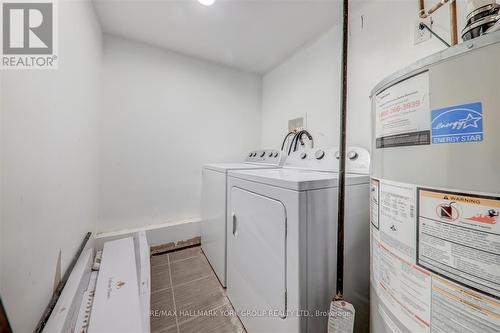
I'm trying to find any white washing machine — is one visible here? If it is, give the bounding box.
[201,150,286,287]
[226,147,370,333]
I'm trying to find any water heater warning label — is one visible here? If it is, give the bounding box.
[371,179,500,332]
[431,102,484,144]
[417,188,500,298]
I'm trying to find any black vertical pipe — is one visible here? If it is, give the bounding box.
[335,0,349,301]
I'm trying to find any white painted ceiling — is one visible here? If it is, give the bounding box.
[93,0,339,73]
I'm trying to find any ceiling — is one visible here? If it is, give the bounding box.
[93,0,339,73]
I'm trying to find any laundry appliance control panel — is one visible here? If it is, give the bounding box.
[284,147,370,173]
[245,149,286,166]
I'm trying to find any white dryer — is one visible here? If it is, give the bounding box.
[201,150,286,287]
[226,147,370,333]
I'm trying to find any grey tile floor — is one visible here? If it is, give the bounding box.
[150,246,246,333]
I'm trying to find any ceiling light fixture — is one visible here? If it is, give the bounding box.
[198,0,215,6]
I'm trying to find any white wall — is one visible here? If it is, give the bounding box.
[261,26,342,149]
[99,36,262,233]
[0,1,102,331]
[262,0,467,150]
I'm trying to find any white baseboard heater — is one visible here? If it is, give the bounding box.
[43,232,151,333]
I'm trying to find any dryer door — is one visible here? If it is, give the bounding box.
[228,187,287,318]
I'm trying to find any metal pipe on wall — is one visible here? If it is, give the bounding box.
[335,0,349,301]
[419,0,450,18]
[419,0,426,16]
[450,0,459,44]
[418,0,458,46]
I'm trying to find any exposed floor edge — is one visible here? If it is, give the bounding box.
[94,218,202,252]
[150,236,201,256]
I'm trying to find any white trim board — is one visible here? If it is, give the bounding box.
[94,218,201,251]
[42,248,94,333]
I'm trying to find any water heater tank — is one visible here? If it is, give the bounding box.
[370,32,500,332]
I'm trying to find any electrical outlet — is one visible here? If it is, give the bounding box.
[414,18,432,45]
[288,117,304,132]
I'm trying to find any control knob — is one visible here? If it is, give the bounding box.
[315,150,325,160]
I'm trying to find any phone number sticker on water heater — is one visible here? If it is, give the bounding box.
[375,71,431,149]
[431,102,484,144]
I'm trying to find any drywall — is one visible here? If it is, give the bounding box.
[99,36,262,232]
[261,0,467,150]
[261,26,342,149]
[0,1,102,331]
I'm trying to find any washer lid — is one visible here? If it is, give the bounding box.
[203,163,280,173]
[228,168,369,191]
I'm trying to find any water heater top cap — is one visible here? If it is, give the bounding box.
[466,0,497,17]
